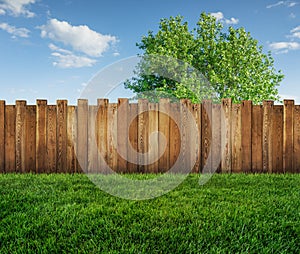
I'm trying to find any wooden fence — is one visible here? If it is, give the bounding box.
[0,98,299,174]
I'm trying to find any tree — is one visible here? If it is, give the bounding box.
[125,13,284,104]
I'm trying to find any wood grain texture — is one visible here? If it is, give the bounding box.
[294,105,300,173]
[252,105,263,173]
[272,105,283,173]
[231,104,242,173]
[88,105,98,173]
[221,99,232,173]
[46,105,57,173]
[283,100,294,172]
[202,100,212,173]
[241,101,252,172]
[212,104,221,173]
[128,103,138,173]
[107,103,118,172]
[262,101,273,173]
[191,103,201,173]
[148,103,159,173]
[16,101,26,173]
[25,106,36,173]
[138,99,149,173]
[5,105,16,173]
[0,101,5,173]
[67,106,77,173]
[77,99,88,173]
[36,100,47,173]
[117,99,128,173]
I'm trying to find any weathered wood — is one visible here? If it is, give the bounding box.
[272,105,283,173]
[262,101,273,173]
[16,101,26,173]
[202,100,212,173]
[67,106,77,173]
[25,106,36,172]
[56,100,68,173]
[231,104,242,173]
[36,100,47,173]
[221,98,232,173]
[138,99,149,173]
[191,103,201,173]
[117,99,129,173]
[241,101,252,172]
[148,103,159,173]
[88,105,98,173]
[107,103,118,172]
[180,99,191,173]
[77,99,88,173]
[283,100,294,172]
[5,105,16,173]
[128,103,138,173]
[0,101,4,173]
[159,99,170,173]
[46,105,57,173]
[294,105,300,173]
[252,105,263,172]
[212,104,221,173]
[97,99,109,173]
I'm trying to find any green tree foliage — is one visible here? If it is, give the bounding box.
[125,13,284,104]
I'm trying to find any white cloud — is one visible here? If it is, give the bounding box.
[266,1,298,8]
[290,26,300,38]
[0,0,36,18]
[48,43,97,68]
[269,41,300,53]
[210,12,239,25]
[40,19,117,57]
[289,13,296,18]
[0,22,30,38]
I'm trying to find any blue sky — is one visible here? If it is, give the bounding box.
[0,0,300,104]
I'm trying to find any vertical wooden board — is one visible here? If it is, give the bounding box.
[241,101,252,172]
[221,98,232,173]
[67,106,77,173]
[272,106,283,173]
[0,101,5,172]
[212,104,221,173]
[180,99,191,173]
[56,100,68,173]
[36,100,47,173]
[97,99,109,174]
[191,103,201,173]
[158,99,170,173]
[202,101,212,173]
[15,101,26,173]
[251,105,263,173]
[138,99,149,173]
[107,103,118,172]
[262,101,274,173]
[88,105,98,174]
[128,103,138,173]
[293,105,300,173]
[283,100,294,173]
[231,104,242,173]
[5,105,16,173]
[148,103,159,173]
[25,106,36,173]
[46,105,57,173]
[117,99,128,173]
[77,99,88,173]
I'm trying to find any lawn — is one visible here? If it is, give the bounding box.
[0,173,299,253]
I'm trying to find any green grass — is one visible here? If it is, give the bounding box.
[0,173,299,253]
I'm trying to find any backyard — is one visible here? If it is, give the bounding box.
[0,173,299,253]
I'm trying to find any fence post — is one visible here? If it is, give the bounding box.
[283,100,294,172]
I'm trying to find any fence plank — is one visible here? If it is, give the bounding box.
[212,104,221,173]
[0,101,4,173]
[97,99,109,173]
[221,98,232,173]
[263,101,273,173]
[117,99,128,173]
[67,106,77,173]
[16,101,27,173]
[36,100,47,173]
[128,103,138,173]
[25,106,36,172]
[159,99,170,173]
[272,105,283,173]
[88,105,98,173]
[252,105,263,172]
[231,104,242,173]
[56,100,68,173]
[241,101,252,172]
[138,99,149,173]
[77,99,88,173]
[283,100,294,172]
[148,103,159,173]
[107,103,118,172]
[202,100,212,173]
[180,99,191,172]
[191,103,201,173]
[5,105,16,173]
[293,105,300,173]
[46,105,57,173]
